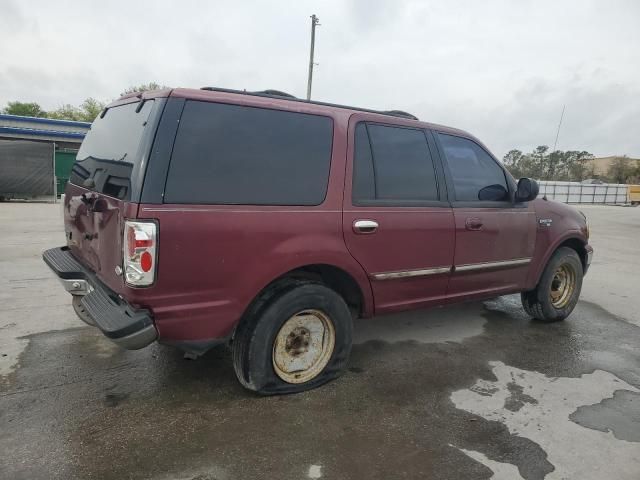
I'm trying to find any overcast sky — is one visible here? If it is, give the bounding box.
[1,0,638,158]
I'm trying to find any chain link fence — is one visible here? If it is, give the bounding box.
[0,140,55,200]
[537,180,629,204]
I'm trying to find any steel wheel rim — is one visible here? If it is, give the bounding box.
[272,309,336,384]
[550,263,576,309]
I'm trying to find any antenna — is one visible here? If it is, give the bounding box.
[552,105,565,153]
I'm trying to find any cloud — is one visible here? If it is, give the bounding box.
[0,0,637,158]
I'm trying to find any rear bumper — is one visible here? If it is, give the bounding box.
[42,247,157,350]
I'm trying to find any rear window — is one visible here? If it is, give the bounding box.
[70,100,155,200]
[163,101,333,205]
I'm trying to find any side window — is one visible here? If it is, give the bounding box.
[438,134,508,202]
[352,123,439,203]
[164,101,333,205]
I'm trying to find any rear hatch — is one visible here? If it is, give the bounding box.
[64,97,163,292]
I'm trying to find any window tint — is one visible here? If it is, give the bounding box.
[438,134,508,202]
[352,123,375,201]
[352,123,439,202]
[164,101,333,205]
[70,100,155,200]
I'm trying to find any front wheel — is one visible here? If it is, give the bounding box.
[521,247,583,322]
[232,281,352,395]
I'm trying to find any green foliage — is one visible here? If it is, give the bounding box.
[120,82,167,96]
[606,156,637,184]
[2,81,166,122]
[3,98,105,122]
[48,97,106,122]
[47,104,82,121]
[79,98,105,121]
[2,101,47,117]
[503,146,595,181]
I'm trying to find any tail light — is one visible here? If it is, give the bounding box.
[123,220,157,286]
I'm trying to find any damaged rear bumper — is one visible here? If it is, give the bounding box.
[42,246,157,350]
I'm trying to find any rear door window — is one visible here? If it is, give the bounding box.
[352,123,439,203]
[438,134,509,202]
[164,101,333,205]
[70,100,156,200]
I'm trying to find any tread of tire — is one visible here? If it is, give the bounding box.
[521,247,582,322]
[231,278,321,391]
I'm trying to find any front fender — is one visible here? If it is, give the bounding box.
[526,230,588,289]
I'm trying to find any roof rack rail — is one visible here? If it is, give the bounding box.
[199,86,418,121]
[252,89,297,98]
[382,110,418,120]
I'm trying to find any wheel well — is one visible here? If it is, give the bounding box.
[250,264,364,319]
[283,264,364,318]
[557,238,587,271]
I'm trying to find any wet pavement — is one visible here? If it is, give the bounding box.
[1,203,639,479]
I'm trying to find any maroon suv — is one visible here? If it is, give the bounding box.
[44,87,593,394]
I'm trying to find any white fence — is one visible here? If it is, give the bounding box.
[536,181,628,204]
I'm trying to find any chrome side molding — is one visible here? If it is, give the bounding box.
[454,257,531,273]
[371,258,532,280]
[372,266,451,280]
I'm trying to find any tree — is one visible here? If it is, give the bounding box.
[48,97,105,122]
[120,82,167,96]
[503,146,595,181]
[2,101,47,117]
[530,146,549,179]
[565,151,594,182]
[503,149,525,178]
[607,156,635,184]
[78,98,105,122]
[47,104,82,121]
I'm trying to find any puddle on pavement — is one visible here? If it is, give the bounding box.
[2,297,639,480]
[451,362,640,480]
[570,390,640,442]
[353,303,487,345]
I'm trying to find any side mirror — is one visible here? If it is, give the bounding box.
[515,178,539,202]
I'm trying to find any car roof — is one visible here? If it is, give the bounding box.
[108,87,477,140]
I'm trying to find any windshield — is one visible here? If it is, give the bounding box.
[70,100,156,200]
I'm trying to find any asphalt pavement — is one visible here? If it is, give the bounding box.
[1,202,638,480]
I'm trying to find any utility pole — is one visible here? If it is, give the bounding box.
[306,14,320,100]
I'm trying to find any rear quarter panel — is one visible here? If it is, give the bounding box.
[135,109,373,342]
[137,205,373,341]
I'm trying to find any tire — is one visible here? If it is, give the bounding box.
[521,247,583,322]
[232,280,353,395]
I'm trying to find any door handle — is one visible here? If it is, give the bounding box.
[353,219,379,234]
[465,217,483,231]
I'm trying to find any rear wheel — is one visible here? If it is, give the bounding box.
[232,280,352,395]
[521,247,583,322]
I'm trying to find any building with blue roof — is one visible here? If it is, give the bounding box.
[0,114,91,199]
